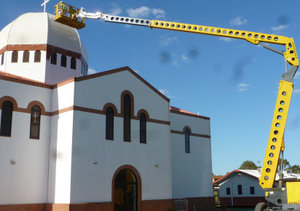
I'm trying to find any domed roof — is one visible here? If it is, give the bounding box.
[0,12,86,58]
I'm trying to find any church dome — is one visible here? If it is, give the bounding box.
[0,12,88,84]
[0,12,85,56]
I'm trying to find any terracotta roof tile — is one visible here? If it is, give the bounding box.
[170,106,210,120]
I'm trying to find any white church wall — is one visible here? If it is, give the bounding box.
[73,69,169,121]
[51,81,75,111]
[170,112,213,198]
[45,54,82,84]
[49,82,76,203]
[3,50,47,82]
[69,111,172,203]
[0,80,52,204]
[51,111,75,204]
[68,70,172,202]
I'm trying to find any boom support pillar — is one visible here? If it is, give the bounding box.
[260,80,293,189]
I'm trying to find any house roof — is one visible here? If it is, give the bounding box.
[170,106,210,120]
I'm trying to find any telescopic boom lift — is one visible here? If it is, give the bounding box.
[54,2,299,210]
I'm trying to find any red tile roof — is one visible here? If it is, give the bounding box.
[170,106,210,120]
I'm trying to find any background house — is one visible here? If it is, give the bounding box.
[213,169,300,207]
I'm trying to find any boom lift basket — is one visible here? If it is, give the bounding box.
[54,1,86,29]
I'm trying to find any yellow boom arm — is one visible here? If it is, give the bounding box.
[54,1,299,190]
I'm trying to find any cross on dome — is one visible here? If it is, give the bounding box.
[41,0,50,13]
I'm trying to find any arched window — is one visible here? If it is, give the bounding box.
[11,51,18,63]
[50,52,57,65]
[1,53,4,65]
[34,50,41,62]
[30,105,41,139]
[184,127,191,153]
[23,50,29,63]
[0,101,13,136]
[106,107,114,140]
[123,94,131,142]
[140,113,147,144]
[71,57,76,69]
[61,55,67,67]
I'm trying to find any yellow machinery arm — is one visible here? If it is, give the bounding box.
[150,20,298,67]
[54,1,300,206]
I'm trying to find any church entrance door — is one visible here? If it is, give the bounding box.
[114,169,138,211]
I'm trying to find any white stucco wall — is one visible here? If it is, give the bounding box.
[0,79,52,204]
[45,55,82,85]
[73,70,169,121]
[170,112,213,198]
[0,67,214,205]
[1,50,47,82]
[69,69,172,202]
[49,83,75,203]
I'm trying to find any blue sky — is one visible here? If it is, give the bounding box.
[1,0,300,175]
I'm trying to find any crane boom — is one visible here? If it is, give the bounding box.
[54,1,300,209]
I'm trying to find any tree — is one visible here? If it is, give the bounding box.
[278,158,290,170]
[240,160,258,169]
[287,165,300,173]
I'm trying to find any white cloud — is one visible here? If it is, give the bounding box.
[230,16,247,26]
[238,83,250,92]
[159,36,178,46]
[127,6,165,19]
[88,68,97,75]
[219,37,233,42]
[152,8,166,19]
[271,24,288,32]
[127,6,150,18]
[109,4,122,16]
[181,54,190,63]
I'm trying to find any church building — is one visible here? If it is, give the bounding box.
[0,12,214,211]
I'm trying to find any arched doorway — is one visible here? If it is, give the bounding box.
[114,168,138,211]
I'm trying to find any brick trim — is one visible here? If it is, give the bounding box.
[0,66,170,103]
[0,44,81,59]
[0,99,170,126]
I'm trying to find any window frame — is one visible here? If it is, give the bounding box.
[11,51,18,63]
[71,57,76,69]
[250,186,255,195]
[34,50,41,63]
[0,100,13,137]
[139,112,147,144]
[61,55,67,67]
[23,50,30,63]
[1,53,4,65]
[237,184,243,195]
[123,94,131,142]
[184,127,191,153]
[105,107,114,140]
[30,105,41,139]
[50,52,57,65]
[226,187,231,195]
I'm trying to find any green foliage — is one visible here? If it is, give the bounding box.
[278,158,290,169]
[239,160,258,169]
[287,165,300,173]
